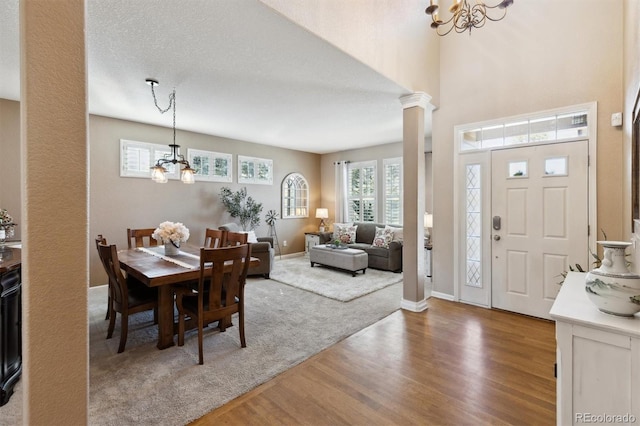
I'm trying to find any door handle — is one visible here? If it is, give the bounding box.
[493,235,501,241]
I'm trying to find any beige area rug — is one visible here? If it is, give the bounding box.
[270,255,403,302]
[1,277,401,426]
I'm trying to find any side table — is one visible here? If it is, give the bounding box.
[305,232,333,254]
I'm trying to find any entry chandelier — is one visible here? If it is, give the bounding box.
[425,0,514,36]
[146,78,195,184]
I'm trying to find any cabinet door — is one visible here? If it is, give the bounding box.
[0,268,22,405]
[305,234,320,253]
[557,323,639,425]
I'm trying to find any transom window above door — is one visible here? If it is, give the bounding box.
[459,109,589,152]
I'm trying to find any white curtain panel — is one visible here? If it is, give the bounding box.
[334,160,349,223]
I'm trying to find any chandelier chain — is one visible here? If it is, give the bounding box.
[149,83,178,148]
[146,78,195,183]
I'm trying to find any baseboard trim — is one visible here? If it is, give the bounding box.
[401,298,428,312]
[431,291,455,301]
[276,252,305,260]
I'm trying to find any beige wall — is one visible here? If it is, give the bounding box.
[89,115,320,285]
[260,0,440,104]
[623,0,640,237]
[1,102,321,286]
[433,0,625,296]
[20,1,88,422]
[0,99,21,237]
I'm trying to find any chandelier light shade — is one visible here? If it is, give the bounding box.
[426,0,514,36]
[146,78,195,184]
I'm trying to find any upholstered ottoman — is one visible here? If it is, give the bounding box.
[309,245,368,277]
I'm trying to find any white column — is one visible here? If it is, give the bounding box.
[399,92,431,312]
[20,0,89,423]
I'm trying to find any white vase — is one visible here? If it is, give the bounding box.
[585,241,640,317]
[164,242,180,256]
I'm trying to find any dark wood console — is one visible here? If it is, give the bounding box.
[0,246,21,406]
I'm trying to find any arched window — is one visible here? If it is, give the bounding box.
[282,173,309,218]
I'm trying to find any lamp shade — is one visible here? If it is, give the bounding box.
[315,208,329,219]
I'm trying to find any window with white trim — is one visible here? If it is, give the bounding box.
[383,157,402,225]
[282,173,309,218]
[348,161,376,222]
[187,149,232,182]
[120,139,178,180]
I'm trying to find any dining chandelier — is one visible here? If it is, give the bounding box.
[146,78,195,184]
[425,0,513,36]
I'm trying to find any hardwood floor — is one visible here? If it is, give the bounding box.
[189,298,556,425]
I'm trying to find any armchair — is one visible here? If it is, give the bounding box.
[218,223,274,279]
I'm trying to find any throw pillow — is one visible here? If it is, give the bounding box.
[388,226,403,243]
[332,222,352,240]
[371,226,394,249]
[242,230,259,243]
[336,224,357,244]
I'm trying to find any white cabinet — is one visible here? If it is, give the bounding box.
[304,233,321,254]
[550,272,640,426]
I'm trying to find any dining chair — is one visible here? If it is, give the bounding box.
[225,231,248,246]
[203,228,226,248]
[175,244,252,365]
[95,235,112,320]
[97,242,159,353]
[127,228,159,249]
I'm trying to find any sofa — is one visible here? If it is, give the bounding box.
[218,223,274,278]
[332,222,403,272]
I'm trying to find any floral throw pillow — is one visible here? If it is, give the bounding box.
[332,223,352,240]
[336,224,357,244]
[371,226,394,249]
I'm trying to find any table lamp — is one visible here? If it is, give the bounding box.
[316,208,329,232]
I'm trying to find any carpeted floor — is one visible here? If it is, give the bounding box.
[270,255,403,301]
[1,269,401,426]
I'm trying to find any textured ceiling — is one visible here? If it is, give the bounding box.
[1,0,422,154]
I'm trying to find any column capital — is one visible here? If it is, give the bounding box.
[399,92,432,110]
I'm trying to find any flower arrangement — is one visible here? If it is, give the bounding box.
[0,209,16,238]
[152,221,190,248]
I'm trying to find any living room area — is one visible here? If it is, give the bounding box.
[2,0,640,424]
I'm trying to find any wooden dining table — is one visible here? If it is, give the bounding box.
[118,243,258,350]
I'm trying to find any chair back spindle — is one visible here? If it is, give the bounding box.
[225,231,248,247]
[127,228,159,249]
[204,228,226,249]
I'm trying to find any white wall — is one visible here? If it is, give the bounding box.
[433,0,625,296]
[623,0,640,237]
[261,0,440,104]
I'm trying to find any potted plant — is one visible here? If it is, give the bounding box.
[219,187,263,231]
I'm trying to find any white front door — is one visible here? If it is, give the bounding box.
[491,140,589,319]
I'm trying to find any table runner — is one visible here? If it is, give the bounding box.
[136,246,199,269]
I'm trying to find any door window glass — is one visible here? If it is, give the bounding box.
[544,157,568,176]
[466,164,482,288]
[508,161,528,178]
